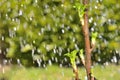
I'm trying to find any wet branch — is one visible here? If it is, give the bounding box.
[82,0,95,80]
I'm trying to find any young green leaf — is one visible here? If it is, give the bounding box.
[79,49,85,65]
[91,32,98,45]
[79,49,84,60]
[64,50,78,66]
[73,2,86,18]
[21,44,33,52]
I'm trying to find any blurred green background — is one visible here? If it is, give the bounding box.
[0,0,120,67]
[0,0,120,80]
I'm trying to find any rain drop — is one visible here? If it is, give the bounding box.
[104,39,108,45]
[94,22,97,26]
[91,27,94,31]
[61,24,65,28]
[104,62,109,66]
[85,76,87,80]
[38,32,41,36]
[33,40,36,44]
[59,64,62,68]
[12,18,15,22]
[72,37,75,42]
[51,57,54,61]
[113,56,117,63]
[21,4,24,7]
[0,49,1,54]
[67,48,70,52]
[17,59,22,66]
[43,64,46,68]
[29,17,33,21]
[66,26,70,30]
[89,17,93,23]
[75,44,79,50]
[108,19,111,23]
[3,59,7,65]
[14,27,17,31]
[53,49,56,53]
[55,57,58,62]
[48,60,52,66]
[98,34,102,39]
[98,58,101,62]
[19,10,23,16]
[2,36,4,41]
[41,28,44,33]
[32,49,35,57]
[95,6,98,9]
[6,48,9,53]
[36,59,41,67]
[5,14,8,17]
[47,24,51,31]
[37,49,40,53]
[35,0,38,3]
[96,0,99,3]
[69,15,73,21]
[64,58,67,62]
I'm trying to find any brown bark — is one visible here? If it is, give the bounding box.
[73,66,79,80]
[82,0,92,80]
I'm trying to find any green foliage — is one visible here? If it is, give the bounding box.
[73,2,86,19]
[73,1,86,25]
[0,0,120,66]
[79,49,84,62]
[6,38,17,58]
[64,50,78,67]
[21,44,33,52]
[91,32,98,45]
[89,0,120,63]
